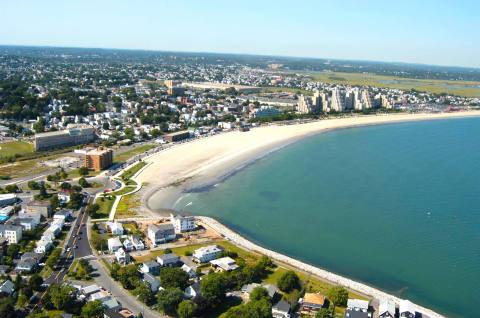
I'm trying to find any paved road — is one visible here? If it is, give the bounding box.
[90,259,163,318]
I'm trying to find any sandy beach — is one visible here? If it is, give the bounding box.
[136,111,480,318]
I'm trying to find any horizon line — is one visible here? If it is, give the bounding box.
[1,43,479,71]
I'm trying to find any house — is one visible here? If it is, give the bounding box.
[115,248,130,264]
[241,283,260,295]
[107,222,124,235]
[107,237,123,253]
[15,258,37,272]
[181,263,197,278]
[0,224,23,244]
[0,193,17,207]
[57,191,71,204]
[263,284,279,299]
[53,210,72,221]
[35,238,53,253]
[272,299,291,318]
[345,299,370,318]
[8,217,39,231]
[91,290,111,302]
[400,300,415,318]
[143,272,161,292]
[122,238,134,251]
[192,245,223,263]
[300,293,326,315]
[141,261,160,275]
[82,284,102,297]
[210,257,239,272]
[170,213,196,233]
[147,223,176,246]
[0,280,15,296]
[157,253,180,267]
[378,299,396,318]
[104,308,134,318]
[102,297,121,311]
[0,265,10,275]
[184,282,201,299]
[44,223,61,237]
[130,236,144,250]
[21,252,44,262]
[26,200,52,218]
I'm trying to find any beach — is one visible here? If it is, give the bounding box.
[136,111,480,317]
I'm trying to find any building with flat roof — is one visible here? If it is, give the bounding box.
[26,200,52,218]
[84,148,113,171]
[33,124,96,151]
[0,194,17,207]
[163,131,190,143]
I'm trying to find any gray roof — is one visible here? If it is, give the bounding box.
[273,300,291,313]
[0,280,14,295]
[143,260,160,268]
[150,223,175,232]
[158,253,179,262]
[143,272,160,285]
[21,252,44,261]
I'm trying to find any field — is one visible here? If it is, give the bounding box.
[0,140,33,157]
[115,193,141,218]
[306,71,480,97]
[114,144,156,163]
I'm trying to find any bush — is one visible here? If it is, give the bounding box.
[277,270,300,292]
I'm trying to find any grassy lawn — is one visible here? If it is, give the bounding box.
[307,71,480,97]
[110,185,136,196]
[68,168,101,179]
[120,161,147,180]
[115,193,140,218]
[260,86,312,96]
[93,195,116,219]
[0,141,33,157]
[0,159,50,178]
[114,144,156,163]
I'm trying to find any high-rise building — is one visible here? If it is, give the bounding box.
[312,91,327,113]
[330,88,345,112]
[84,148,113,171]
[297,94,313,114]
[360,90,373,109]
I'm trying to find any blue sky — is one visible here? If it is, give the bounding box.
[1,0,479,68]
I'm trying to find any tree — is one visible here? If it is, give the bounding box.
[28,180,40,190]
[46,248,62,270]
[200,272,227,307]
[316,307,333,318]
[327,286,348,307]
[60,182,71,190]
[79,166,90,176]
[50,194,59,210]
[86,203,100,217]
[39,182,48,198]
[78,177,90,188]
[277,270,300,292]
[250,287,270,302]
[68,191,84,209]
[0,297,15,318]
[32,118,45,133]
[5,184,19,193]
[177,300,197,318]
[45,284,76,310]
[7,243,20,258]
[81,300,104,318]
[224,298,272,318]
[156,287,184,316]
[160,267,190,290]
[134,283,154,305]
[29,273,44,291]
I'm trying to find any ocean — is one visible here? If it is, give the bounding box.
[172,117,480,317]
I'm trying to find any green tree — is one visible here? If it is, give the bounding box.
[200,272,227,307]
[29,273,44,291]
[79,166,90,176]
[28,180,40,190]
[60,182,71,190]
[177,300,197,318]
[50,194,59,210]
[277,270,300,292]
[78,177,90,188]
[81,300,104,318]
[316,307,333,318]
[250,286,270,302]
[86,203,100,217]
[7,244,20,258]
[5,184,19,193]
[45,284,76,310]
[46,248,62,270]
[134,283,154,305]
[68,191,84,209]
[156,287,184,316]
[327,286,349,307]
[32,118,45,133]
[160,267,190,290]
[0,297,15,318]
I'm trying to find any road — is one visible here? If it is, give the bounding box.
[90,259,163,318]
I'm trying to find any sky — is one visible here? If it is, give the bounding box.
[0,0,479,68]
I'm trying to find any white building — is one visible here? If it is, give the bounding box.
[379,299,396,318]
[0,224,22,244]
[147,223,176,247]
[115,248,130,264]
[107,237,122,253]
[130,236,145,250]
[400,300,415,318]
[192,245,222,263]
[0,194,17,207]
[170,213,196,233]
[35,238,53,253]
[210,257,239,272]
[107,222,124,236]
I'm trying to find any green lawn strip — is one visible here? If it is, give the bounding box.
[68,168,101,179]
[115,193,140,219]
[0,141,34,157]
[92,195,116,219]
[120,161,147,180]
[114,144,156,163]
[109,185,136,196]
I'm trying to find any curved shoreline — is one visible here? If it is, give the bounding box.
[137,111,480,317]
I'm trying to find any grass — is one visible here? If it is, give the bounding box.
[115,193,140,218]
[0,159,51,179]
[93,195,116,219]
[67,168,101,179]
[260,86,313,96]
[307,71,480,97]
[0,141,33,157]
[110,185,136,196]
[120,161,147,180]
[114,144,156,163]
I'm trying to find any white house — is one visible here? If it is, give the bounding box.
[192,245,222,263]
[107,237,123,253]
[181,263,197,278]
[115,248,130,264]
[107,222,124,236]
[140,261,160,275]
[272,300,291,318]
[122,238,134,251]
[170,213,196,233]
[9,217,39,231]
[0,224,23,244]
[379,299,396,318]
[210,257,239,272]
[147,223,176,246]
[143,272,161,292]
[35,238,53,253]
[400,300,415,318]
[184,282,200,299]
[130,236,145,250]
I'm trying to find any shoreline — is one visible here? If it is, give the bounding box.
[136,111,480,317]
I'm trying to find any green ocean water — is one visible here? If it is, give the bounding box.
[174,117,480,317]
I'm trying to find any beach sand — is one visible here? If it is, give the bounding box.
[136,111,480,317]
